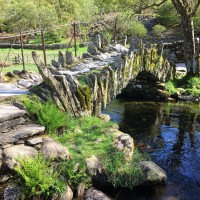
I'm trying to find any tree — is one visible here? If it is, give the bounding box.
[119,0,200,75]
[171,0,200,74]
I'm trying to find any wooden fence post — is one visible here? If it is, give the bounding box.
[41,29,47,66]
[20,32,25,71]
[73,22,77,57]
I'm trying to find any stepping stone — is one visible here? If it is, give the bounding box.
[0,124,45,147]
[0,105,26,123]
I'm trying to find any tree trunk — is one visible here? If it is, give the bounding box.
[181,16,196,74]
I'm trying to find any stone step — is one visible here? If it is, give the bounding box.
[0,105,27,123]
[0,124,45,147]
[0,117,26,133]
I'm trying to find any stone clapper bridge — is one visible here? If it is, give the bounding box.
[32,43,172,116]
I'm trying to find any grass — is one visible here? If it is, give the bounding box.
[166,75,200,96]
[2,64,39,74]
[0,45,87,75]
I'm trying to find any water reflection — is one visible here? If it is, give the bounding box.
[104,100,200,200]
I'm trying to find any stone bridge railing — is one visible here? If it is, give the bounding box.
[32,44,172,116]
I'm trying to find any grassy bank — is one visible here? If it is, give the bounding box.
[166,75,200,96]
[14,97,147,199]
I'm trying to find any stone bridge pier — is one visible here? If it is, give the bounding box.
[32,43,172,116]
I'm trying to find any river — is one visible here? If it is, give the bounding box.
[103,99,200,200]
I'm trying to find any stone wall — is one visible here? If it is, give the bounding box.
[0,43,70,50]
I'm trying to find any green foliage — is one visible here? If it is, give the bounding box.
[58,159,91,188]
[128,21,147,37]
[116,17,147,37]
[184,76,200,89]
[157,1,179,28]
[44,30,64,44]
[165,80,177,95]
[152,24,166,36]
[76,85,92,111]
[53,115,115,158]
[166,75,200,96]
[102,146,146,188]
[23,97,69,133]
[194,15,200,34]
[15,154,65,198]
[2,0,58,32]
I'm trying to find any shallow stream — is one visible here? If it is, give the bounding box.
[103,99,200,200]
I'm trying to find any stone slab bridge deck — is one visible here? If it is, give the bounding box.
[32,44,172,116]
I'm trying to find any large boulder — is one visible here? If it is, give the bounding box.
[85,155,102,176]
[1,182,21,200]
[107,128,124,138]
[84,188,111,200]
[41,137,70,160]
[98,114,110,122]
[140,161,167,185]
[85,155,110,187]
[60,185,73,200]
[3,145,38,169]
[114,134,134,159]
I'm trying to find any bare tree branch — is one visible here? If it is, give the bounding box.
[141,0,168,10]
[192,0,200,16]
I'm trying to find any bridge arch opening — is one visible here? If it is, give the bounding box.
[119,71,166,101]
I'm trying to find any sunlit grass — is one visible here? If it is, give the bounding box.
[0,45,87,74]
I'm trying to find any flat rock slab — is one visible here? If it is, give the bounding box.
[0,105,26,123]
[0,124,45,147]
[0,83,29,97]
[0,117,25,133]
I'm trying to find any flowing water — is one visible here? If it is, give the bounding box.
[103,99,200,200]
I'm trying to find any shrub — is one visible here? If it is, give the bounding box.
[44,30,63,44]
[15,155,65,198]
[165,80,177,95]
[166,75,200,96]
[152,24,166,36]
[128,21,147,37]
[58,159,91,188]
[23,97,69,133]
[157,1,180,28]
